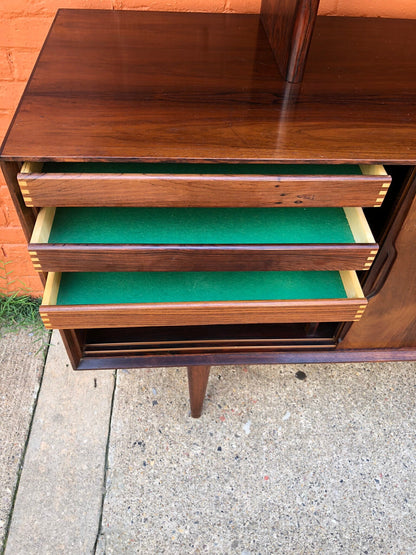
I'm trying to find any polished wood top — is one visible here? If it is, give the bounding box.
[1,9,416,163]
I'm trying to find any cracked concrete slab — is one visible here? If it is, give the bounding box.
[4,331,115,555]
[0,329,48,547]
[97,362,416,554]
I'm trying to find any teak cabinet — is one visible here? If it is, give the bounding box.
[2,8,416,417]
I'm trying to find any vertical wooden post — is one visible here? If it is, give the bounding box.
[260,0,320,83]
[187,365,211,418]
[59,329,84,369]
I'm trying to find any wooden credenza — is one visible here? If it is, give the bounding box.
[1,9,416,416]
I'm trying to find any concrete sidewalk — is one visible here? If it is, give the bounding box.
[1,329,416,554]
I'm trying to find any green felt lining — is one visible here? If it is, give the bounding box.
[48,208,355,244]
[43,162,362,176]
[56,271,348,305]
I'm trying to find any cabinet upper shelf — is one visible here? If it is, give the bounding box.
[1,9,416,163]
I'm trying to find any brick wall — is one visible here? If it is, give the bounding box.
[1,0,416,296]
[0,1,53,296]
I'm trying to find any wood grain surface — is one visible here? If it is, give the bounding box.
[39,298,366,329]
[2,9,416,370]
[261,0,319,82]
[1,11,416,163]
[28,244,378,272]
[341,171,416,349]
[75,348,416,370]
[17,172,390,207]
[187,365,211,418]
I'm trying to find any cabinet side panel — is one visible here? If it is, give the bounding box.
[341,171,416,349]
[0,161,45,287]
[1,161,37,241]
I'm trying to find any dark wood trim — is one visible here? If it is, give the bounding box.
[59,329,83,369]
[187,365,211,418]
[75,348,416,370]
[30,243,378,272]
[338,167,416,345]
[365,167,416,299]
[260,0,320,82]
[1,161,37,242]
[84,345,336,356]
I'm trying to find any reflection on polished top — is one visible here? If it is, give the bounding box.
[1,9,416,163]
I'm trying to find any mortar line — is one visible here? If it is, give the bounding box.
[93,369,117,554]
[1,331,52,555]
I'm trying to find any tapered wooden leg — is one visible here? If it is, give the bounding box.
[187,365,211,418]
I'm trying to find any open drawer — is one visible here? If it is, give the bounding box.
[40,270,367,329]
[18,162,390,207]
[29,207,378,272]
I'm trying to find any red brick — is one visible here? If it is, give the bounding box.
[0,49,13,81]
[1,0,113,17]
[1,188,28,227]
[3,203,22,227]
[0,226,27,244]
[0,208,7,227]
[2,243,33,271]
[40,0,113,14]
[7,48,39,81]
[0,186,14,205]
[0,110,14,142]
[19,276,43,295]
[7,274,43,296]
[5,259,37,279]
[0,17,53,49]
[0,0,47,16]
[1,273,43,296]
[3,243,31,258]
[0,82,26,115]
[2,256,36,278]
[226,0,259,12]
[0,241,43,295]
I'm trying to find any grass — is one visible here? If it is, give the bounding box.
[0,293,42,332]
[0,259,45,334]
[0,293,50,354]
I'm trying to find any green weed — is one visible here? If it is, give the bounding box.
[0,293,42,331]
[0,259,48,350]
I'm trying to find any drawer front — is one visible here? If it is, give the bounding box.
[40,271,367,329]
[29,207,378,272]
[18,162,391,207]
